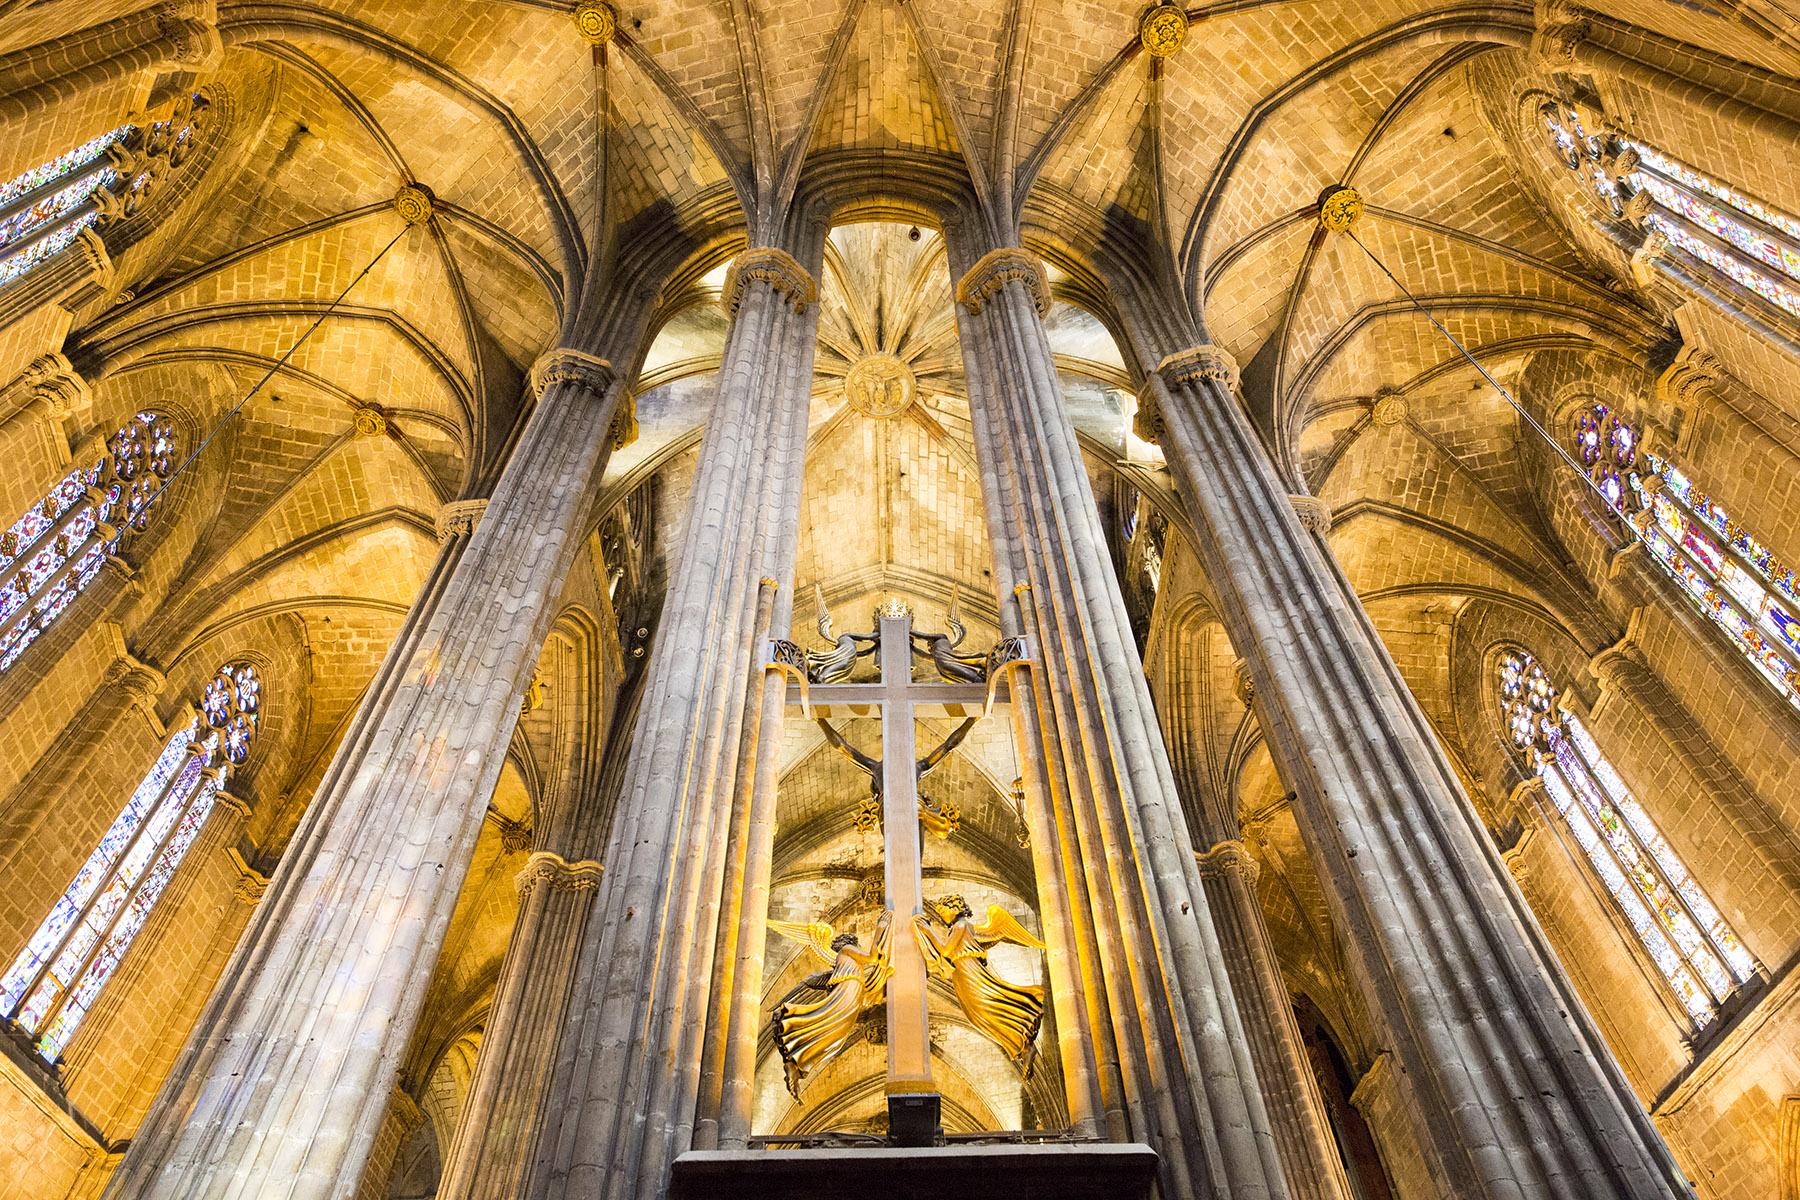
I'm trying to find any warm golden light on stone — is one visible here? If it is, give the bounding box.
[573,1,616,44]
[844,353,917,418]
[1318,184,1365,232]
[393,182,435,224]
[1139,4,1189,56]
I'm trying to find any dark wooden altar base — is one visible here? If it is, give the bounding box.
[668,1143,1158,1200]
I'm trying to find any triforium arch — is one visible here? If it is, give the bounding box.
[0,4,1798,1200]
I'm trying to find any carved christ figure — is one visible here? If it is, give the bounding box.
[814,715,975,838]
[914,895,1046,1075]
[768,912,894,1099]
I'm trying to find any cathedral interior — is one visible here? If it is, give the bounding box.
[1,1,1799,1198]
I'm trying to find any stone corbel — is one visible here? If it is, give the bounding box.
[514,850,604,897]
[1289,494,1332,535]
[1586,609,1648,722]
[154,0,225,72]
[1132,376,1165,445]
[528,348,615,401]
[1655,343,1724,456]
[1155,343,1239,391]
[955,247,1051,317]
[1530,1,1590,72]
[101,621,166,711]
[1231,657,1255,708]
[1195,839,1261,884]
[1629,225,1669,287]
[435,498,488,545]
[721,247,817,315]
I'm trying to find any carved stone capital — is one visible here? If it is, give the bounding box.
[1231,657,1255,708]
[155,0,224,70]
[1289,494,1332,534]
[1156,344,1239,390]
[1499,823,1537,885]
[722,247,817,315]
[955,247,1051,317]
[1656,344,1725,409]
[1196,839,1261,884]
[1531,18,1589,70]
[23,353,91,417]
[102,624,165,707]
[212,789,251,819]
[514,851,604,896]
[529,348,615,400]
[435,499,488,544]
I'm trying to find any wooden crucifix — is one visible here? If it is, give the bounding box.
[764,597,1030,1144]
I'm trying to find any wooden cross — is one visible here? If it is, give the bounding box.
[766,601,1029,1142]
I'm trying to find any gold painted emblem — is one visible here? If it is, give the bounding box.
[352,404,389,437]
[1139,4,1189,57]
[1318,185,1365,233]
[393,183,435,225]
[574,1,616,44]
[844,353,917,418]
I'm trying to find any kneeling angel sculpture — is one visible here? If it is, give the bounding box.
[769,912,894,1100]
[915,895,1046,1075]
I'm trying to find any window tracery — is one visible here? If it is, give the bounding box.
[0,662,260,1060]
[1570,401,1800,710]
[0,95,210,290]
[1497,649,1756,1027]
[1540,104,1800,320]
[0,411,176,671]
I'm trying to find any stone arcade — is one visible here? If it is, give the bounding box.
[1,2,1800,1199]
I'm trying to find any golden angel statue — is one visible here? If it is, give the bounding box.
[914,895,1046,1075]
[768,911,893,1100]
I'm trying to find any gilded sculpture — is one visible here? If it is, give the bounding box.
[914,895,1046,1074]
[768,912,894,1099]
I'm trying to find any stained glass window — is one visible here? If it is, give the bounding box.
[1541,104,1800,320]
[1497,650,1757,1027]
[1570,402,1800,711]
[0,662,259,1060]
[0,96,211,292]
[0,412,175,671]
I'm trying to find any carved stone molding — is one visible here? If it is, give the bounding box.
[101,623,165,707]
[226,846,268,905]
[155,0,224,71]
[1370,388,1407,427]
[1656,344,1725,410]
[514,851,604,897]
[1289,494,1332,535]
[1195,839,1261,884]
[1630,226,1669,286]
[1231,657,1255,708]
[1156,344,1240,390]
[722,247,817,315]
[955,247,1051,316]
[23,352,92,417]
[1499,823,1538,885]
[1132,378,1166,445]
[529,348,615,400]
[435,499,488,544]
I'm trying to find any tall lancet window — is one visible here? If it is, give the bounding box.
[0,662,259,1060]
[1497,650,1757,1027]
[1570,401,1800,710]
[0,94,211,290]
[0,412,176,671]
[1541,104,1800,320]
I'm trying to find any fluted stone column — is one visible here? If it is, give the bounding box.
[436,853,602,1200]
[948,238,1289,1200]
[528,238,821,1200]
[1196,842,1355,1200]
[0,0,222,124]
[1120,281,1694,1196]
[104,337,641,1200]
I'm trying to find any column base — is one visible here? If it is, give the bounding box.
[669,1144,1157,1200]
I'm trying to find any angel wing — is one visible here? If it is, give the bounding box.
[970,905,1046,950]
[814,583,834,641]
[768,918,838,968]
